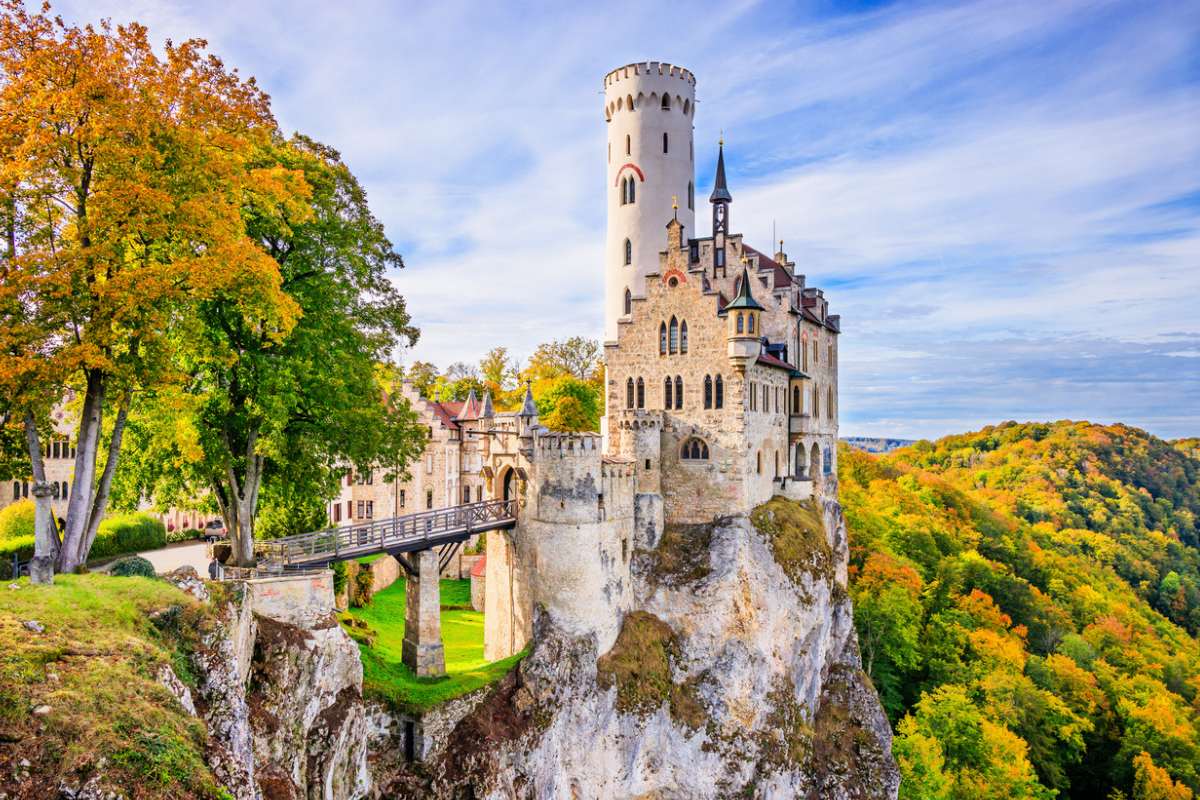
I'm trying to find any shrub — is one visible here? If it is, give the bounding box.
[331,560,348,597]
[0,500,35,541]
[110,556,157,578]
[350,563,374,608]
[166,524,198,544]
[91,513,167,561]
[0,534,35,579]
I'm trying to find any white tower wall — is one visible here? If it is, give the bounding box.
[603,62,696,342]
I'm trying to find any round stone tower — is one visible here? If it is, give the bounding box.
[603,62,696,341]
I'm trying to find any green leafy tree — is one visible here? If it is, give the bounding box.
[537,376,601,432]
[125,135,425,565]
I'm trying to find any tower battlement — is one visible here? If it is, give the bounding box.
[533,431,603,453]
[604,62,695,88]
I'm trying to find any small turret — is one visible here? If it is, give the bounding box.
[726,265,763,369]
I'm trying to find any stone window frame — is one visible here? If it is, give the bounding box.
[703,375,713,409]
[626,378,635,409]
[715,375,724,409]
[674,376,683,410]
[636,377,645,409]
[680,437,709,461]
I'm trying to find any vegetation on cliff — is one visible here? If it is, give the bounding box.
[0,575,225,798]
[842,421,1200,799]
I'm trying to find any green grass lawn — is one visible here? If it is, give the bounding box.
[0,574,225,797]
[342,578,525,713]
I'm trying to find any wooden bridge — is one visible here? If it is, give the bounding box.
[255,498,518,569]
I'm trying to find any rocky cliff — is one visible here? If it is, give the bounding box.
[168,571,371,800]
[375,494,899,799]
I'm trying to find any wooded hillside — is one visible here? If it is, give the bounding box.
[842,421,1200,799]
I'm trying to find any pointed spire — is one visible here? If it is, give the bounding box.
[456,387,480,420]
[710,140,732,204]
[481,390,494,418]
[519,381,537,419]
[725,266,763,311]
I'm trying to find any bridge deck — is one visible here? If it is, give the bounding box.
[256,498,517,568]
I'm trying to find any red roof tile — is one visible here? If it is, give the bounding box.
[743,245,793,289]
[757,352,797,371]
[429,401,462,430]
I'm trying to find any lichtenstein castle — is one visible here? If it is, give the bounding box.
[480,61,841,661]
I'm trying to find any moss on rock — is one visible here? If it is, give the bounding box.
[597,611,707,730]
[643,522,715,586]
[751,497,834,587]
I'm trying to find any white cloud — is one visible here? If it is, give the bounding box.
[52,0,1200,438]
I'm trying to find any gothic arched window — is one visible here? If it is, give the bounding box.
[624,238,632,265]
[792,386,801,415]
[626,378,634,409]
[674,376,683,409]
[624,288,632,315]
[715,375,724,409]
[669,316,679,354]
[704,375,713,409]
[748,314,755,334]
[680,321,688,353]
[664,376,673,409]
[661,93,670,110]
[680,437,708,460]
[636,377,645,409]
[736,313,744,334]
[659,322,667,355]
[628,176,635,203]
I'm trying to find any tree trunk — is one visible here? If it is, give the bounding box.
[23,412,59,583]
[59,370,104,573]
[215,426,263,568]
[78,397,129,563]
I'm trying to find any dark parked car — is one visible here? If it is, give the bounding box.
[202,519,228,543]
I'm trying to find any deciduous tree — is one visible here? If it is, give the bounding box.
[0,3,300,572]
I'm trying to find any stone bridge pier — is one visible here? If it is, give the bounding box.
[401,549,445,677]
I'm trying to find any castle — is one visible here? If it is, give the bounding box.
[472,62,842,661]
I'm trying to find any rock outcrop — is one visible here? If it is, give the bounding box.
[171,574,370,800]
[375,495,899,799]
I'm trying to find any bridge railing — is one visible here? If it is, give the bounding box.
[255,498,517,566]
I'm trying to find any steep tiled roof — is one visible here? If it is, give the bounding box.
[743,245,793,289]
[429,401,462,430]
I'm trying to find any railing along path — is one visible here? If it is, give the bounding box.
[255,498,517,568]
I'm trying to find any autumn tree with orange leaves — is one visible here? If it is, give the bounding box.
[0,2,305,574]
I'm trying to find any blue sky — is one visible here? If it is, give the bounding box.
[59,0,1200,439]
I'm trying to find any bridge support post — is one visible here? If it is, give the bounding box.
[402,548,446,678]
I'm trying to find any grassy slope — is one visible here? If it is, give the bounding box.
[343,578,524,713]
[0,574,225,799]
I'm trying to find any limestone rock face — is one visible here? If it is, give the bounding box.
[187,585,370,800]
[379,496,899,799]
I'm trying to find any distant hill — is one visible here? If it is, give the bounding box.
[841,420,1200,800]
[841,436,917,454]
